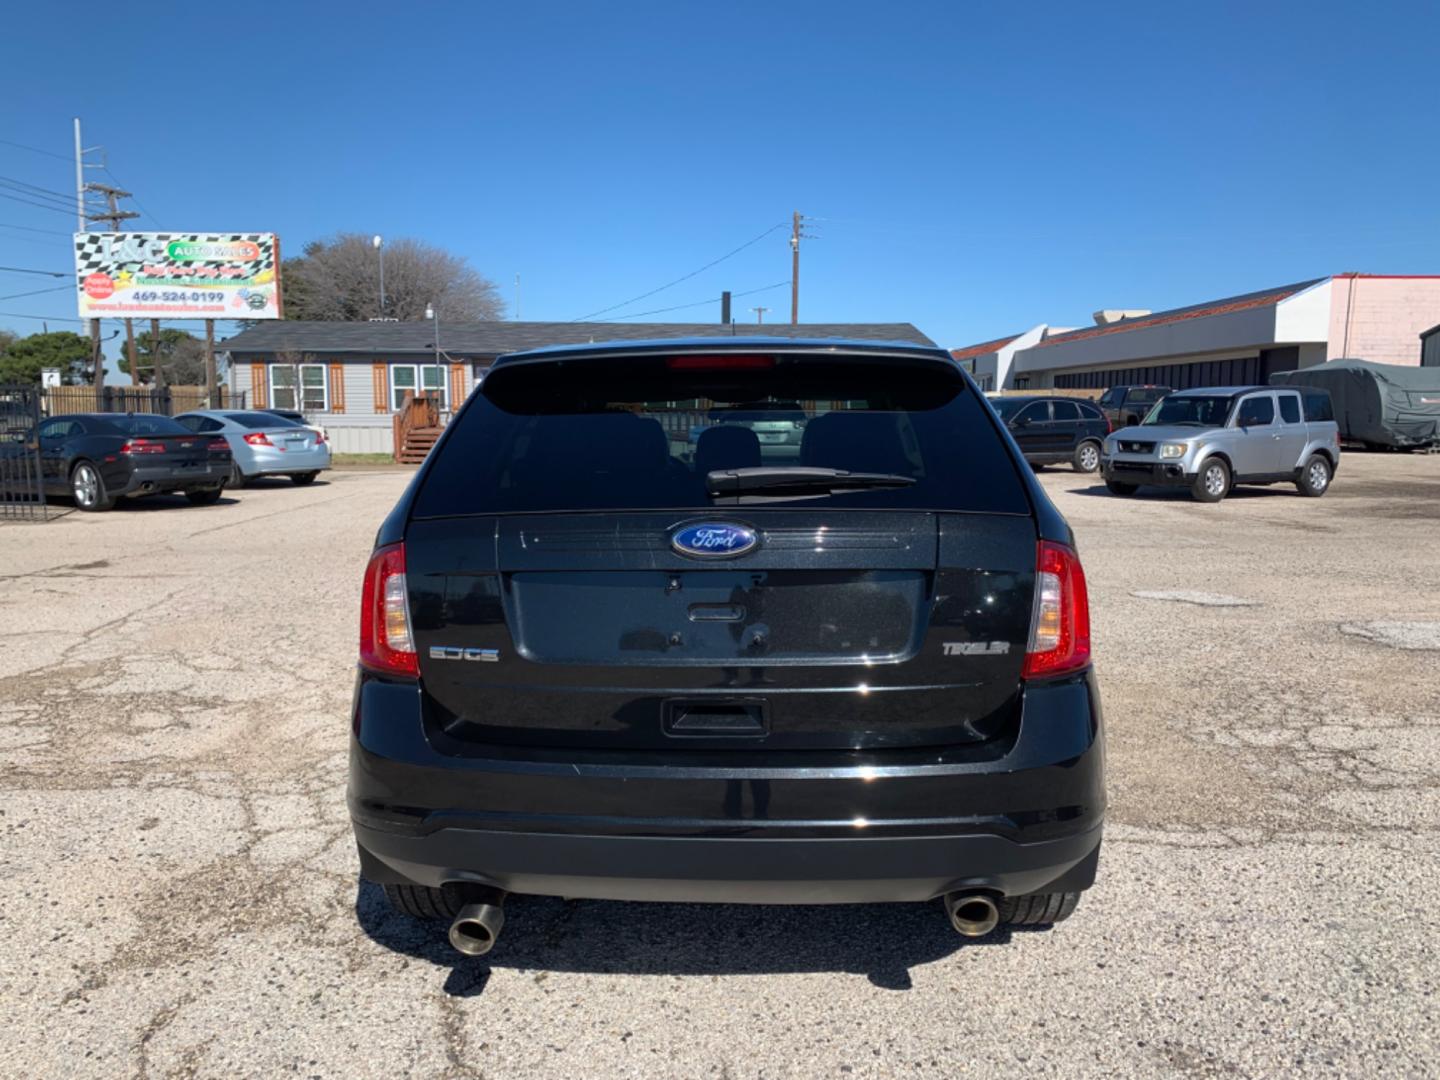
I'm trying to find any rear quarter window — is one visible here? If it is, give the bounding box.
[414,353,1031,518]
[1302,390,1335,422]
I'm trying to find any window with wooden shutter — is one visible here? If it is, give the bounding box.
[329,363,346,413]
[448,363,466,408]
[250,362,268,408]
[372,363,389,412]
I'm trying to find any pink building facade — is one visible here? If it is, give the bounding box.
[1327,274,1440,363]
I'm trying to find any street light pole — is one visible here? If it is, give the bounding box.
[373,235,385,317]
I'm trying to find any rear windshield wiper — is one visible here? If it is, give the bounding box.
[706,466,917,496]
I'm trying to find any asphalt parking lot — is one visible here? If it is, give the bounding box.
[2,457,1438,1078]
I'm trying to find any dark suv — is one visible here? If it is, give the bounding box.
[350,339,1104,955]
[990,395,1112,472]
[1097,385,1172,428]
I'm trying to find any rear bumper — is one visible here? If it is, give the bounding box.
[237,445,331,476]
[112,462,229,496]
[348,670,1106,903]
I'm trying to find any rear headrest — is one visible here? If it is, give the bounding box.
[800,411,911,474]
[694,424,761,476]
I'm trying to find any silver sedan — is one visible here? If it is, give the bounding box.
[175,409,331,488]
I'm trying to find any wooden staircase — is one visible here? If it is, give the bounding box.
[392,394,444,464]
[397,425,443,464]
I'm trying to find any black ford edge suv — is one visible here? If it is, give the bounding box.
[349,338,1104,955]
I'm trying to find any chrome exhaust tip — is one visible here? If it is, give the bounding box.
[448,901,505,956]
[944,892,1000,937]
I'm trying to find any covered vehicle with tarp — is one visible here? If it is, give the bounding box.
[1270,359,1440,449]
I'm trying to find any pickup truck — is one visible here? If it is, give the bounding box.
[1100,385,1340,503]
[1097,385,1171,428]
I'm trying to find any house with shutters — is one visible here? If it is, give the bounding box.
[220,319,934,455]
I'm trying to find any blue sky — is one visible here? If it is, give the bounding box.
[2,0,1437,362]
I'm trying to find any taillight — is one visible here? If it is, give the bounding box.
[1022,541,1091,679]
[314,430,327,445]
[360,543,418,677]
[243,432,272,446]
[1104,414,1113,434]
[207,438,230,453]
[119,438,165,455]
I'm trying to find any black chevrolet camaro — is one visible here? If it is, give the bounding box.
[4,412,232,511]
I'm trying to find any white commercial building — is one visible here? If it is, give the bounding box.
[952,274,1440,392]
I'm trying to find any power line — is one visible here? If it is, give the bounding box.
[0,284,72,302]
[0,173,78,204]
[0,189,79,217]
[0,136,73,162]
[102,166,161,229]
[0,221,71,236]
[569,222,788,322]
[0,265,67,277]
[599,279,791,322]
[0,309,83,323]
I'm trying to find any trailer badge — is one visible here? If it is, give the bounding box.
[943,641,1011,656]
[671,522,759,558]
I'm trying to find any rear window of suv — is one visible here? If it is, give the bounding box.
[413,351,1030,517]
[1301,390,1334,422]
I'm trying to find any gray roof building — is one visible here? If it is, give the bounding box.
[221,319,934,358]
[221,319,938,458]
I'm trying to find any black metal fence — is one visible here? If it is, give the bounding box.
[41,385,247,417]
[0,384,50,522]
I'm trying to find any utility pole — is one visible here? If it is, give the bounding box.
[74,119,104,391]
[751,306,768,325]
[86,182,141,390]
[515,273,521,320]
[150,318,165,389]
[790,210,807,325]
[204,320,217,407]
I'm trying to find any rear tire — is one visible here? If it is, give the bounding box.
[383,883,463,921]
[1073,440,1102,473]
[185,487,223,506]
[70,461,114,512]
[1296,454,1331,497]
[229,463,249,489]
[998,891,1080,927]
[1104,479,1138,495]
[290,471,319,485]
[1191,458,1230,503]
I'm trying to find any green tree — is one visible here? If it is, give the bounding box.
[0,331,92,385]
[121,329,207,385]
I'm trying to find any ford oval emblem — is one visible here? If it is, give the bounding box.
[671,522,759,558]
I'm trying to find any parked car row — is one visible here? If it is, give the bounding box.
[986,382,1341,504]
[1,409,331,512]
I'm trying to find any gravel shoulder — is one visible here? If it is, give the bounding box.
[1,456,1436,1078]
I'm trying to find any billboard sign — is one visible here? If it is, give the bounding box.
[73,232,282,320]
